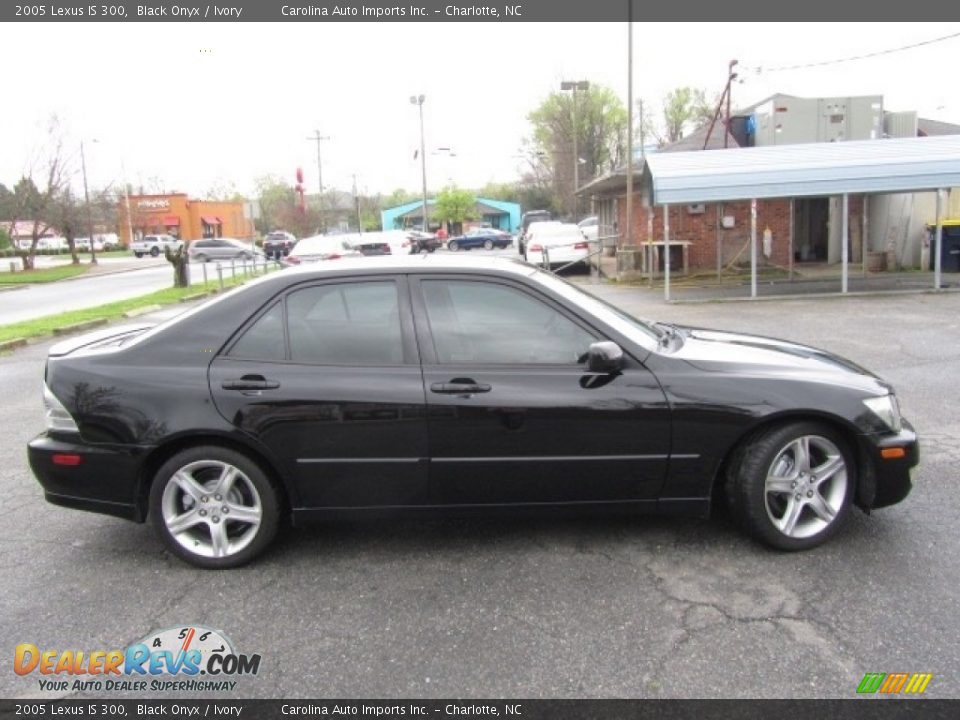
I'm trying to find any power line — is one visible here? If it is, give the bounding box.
[746,30,960,74]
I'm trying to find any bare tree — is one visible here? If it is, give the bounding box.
[8,117,69,270]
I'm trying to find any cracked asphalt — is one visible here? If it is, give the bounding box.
[1,286,958,699]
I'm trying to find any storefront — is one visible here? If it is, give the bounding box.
[118,194,254,245]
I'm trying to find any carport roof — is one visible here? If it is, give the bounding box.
[644,134,960,205]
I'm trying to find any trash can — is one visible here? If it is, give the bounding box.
[927,224,960,272]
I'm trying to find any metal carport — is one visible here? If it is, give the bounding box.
[643,134,960,300]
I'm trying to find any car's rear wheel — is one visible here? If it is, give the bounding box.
[149,446,280,568]
[483,239,494,250]
[448,240,459,251]
[193,253,206,263]
[727,422,853,550]
[150,247,160,257]
[134,252,143,258]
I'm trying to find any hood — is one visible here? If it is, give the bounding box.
[667,326,889,394]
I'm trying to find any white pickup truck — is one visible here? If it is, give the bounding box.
[130,234,183,258]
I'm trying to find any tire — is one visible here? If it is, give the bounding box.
[150,247,160,257]
[194,254,206,263]
[726,421,854,551]
[448,240,460,252]
[149,446,281,569]
[410,245,421,255]
[134,252,143,258]
[483,239,494,250]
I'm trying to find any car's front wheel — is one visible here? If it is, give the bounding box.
[150,247,160,257]
[727,422,854,550]
[149,446,280,568]
[483,239,494,250]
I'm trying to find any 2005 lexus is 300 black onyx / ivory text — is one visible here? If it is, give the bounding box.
[27,256,918,568]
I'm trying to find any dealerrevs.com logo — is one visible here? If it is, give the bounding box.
[857,672,933,695]
[14,625,262,693]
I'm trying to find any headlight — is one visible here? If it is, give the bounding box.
[43,384,79,433]
[863,394,902,433]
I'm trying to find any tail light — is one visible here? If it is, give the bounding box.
[529,244,543,253]
[327,253,341,260]
[286,255,301,265]
[574,242,589,250]
[44,385,79,433]
[402,239,411,247]
[383,244,392,254]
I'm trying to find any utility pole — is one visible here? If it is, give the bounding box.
[306,130,330,232]
[410,94,429,232]
[352,174,362,233]
[561,80,589,221]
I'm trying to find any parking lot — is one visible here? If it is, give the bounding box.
[2,284,959,699]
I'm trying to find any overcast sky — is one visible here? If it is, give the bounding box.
[3,22,960,199]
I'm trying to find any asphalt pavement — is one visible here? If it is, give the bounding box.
[1,259,959,699]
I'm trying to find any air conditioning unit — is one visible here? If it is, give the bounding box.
[687,203,705,215]
[721,216,735,229]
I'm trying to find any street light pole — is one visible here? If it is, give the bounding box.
[80,140,97,265]
[410,94,428,232]
[307,130,330,232]
[561,80,589,221]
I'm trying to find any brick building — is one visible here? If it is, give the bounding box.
[580,94,959,274]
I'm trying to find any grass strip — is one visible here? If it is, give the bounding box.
[0,264,90,284]
[0,270,274,345]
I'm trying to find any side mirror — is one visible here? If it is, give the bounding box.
[586,341,624,374]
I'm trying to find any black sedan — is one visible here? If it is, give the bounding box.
[447,229,513,251]
[28,257,917,568]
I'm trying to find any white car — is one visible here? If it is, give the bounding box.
[578,216,600,242]
[524,223,592,269]
[285,234,363,265]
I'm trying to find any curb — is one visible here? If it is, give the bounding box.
[669,286,960,305]
[52,318,109,336]
[179,292,209,303]
[0,337,27,352]
[0,285,28,293]
[123,304,163,318]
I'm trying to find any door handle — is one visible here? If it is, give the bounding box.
[222,375,280,391]
[430,381,492,394]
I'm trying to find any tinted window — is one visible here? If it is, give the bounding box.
[227,302,285,361]
[421,280,594,364]
[287,281,403,365]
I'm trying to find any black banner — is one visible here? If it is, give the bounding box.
[1,700,959,719]
[3,0,960,23]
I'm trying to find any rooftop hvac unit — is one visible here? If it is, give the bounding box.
[687,203,705,215]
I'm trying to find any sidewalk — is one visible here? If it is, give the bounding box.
[588,253,956,301]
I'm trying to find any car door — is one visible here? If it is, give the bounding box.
[209,276,430,509]
[410,274,671,506]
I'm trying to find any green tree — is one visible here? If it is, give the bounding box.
[384,188,416,209]
[527,84,627,218]
[433,186,477,225]
[479,182,519,203]
[661,87,713,144]
[254,174,297,234]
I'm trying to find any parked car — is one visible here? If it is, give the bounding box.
[284,234,363,265]
[74,237,105,252]
[524,222,591,269]
[578,216,600,242]
[518,210,553,254]
[131,234,182,258]
[407,230,443,253]
[263,231,296,259]
[27,256,917,568]
[188,238,258,263]
[447,228,513,251]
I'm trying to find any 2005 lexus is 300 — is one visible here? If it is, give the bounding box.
[28,256,918,568]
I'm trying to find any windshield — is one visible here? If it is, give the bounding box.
[528,269,660,349]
